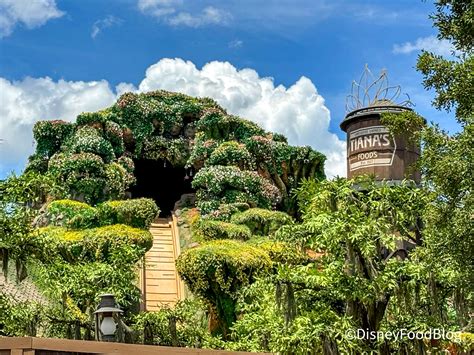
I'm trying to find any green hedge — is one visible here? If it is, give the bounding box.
[193,219,251,240]
[35,224,153,263]
[46,199,97,229]
[44,198,159,229]
[98,198,159,229]
[230,208,293,235]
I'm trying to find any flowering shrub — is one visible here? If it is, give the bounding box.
[33,120,74,157]
[192,166,281,214]
[76,111,106,126]
[206,141,255,170]
[207,203,250,221]
[117,155,135,173]
[30,89,325,214]
[48,152,108,204]
[186,133,218,168]
[196,110,265,141]
[142,136,190,166]
[105,121,125,156]
[104,162,135,199]
[67,126,115,163]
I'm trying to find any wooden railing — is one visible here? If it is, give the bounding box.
[0,337,268,355]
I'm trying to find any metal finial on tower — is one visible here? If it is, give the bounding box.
[345,64,413,113]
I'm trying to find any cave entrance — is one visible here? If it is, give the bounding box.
[130,159,194,217]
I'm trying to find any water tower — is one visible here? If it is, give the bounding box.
[341,66,421,183]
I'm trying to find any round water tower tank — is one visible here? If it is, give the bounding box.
[340,105,421,183]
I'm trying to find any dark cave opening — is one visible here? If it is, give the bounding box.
[129,159,194,217]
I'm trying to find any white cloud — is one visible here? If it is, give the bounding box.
[137,0,230,27]
[393,35,458,57]
[137,59,346,177]
[0,0,64,38]
[228,39,243,49]
[0,77,116,177]
[91,15,123,39]
[0,59,346,179]
[168,6,231,27]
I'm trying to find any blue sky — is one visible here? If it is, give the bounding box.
[0,0,459,179]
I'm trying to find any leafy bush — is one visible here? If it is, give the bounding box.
[67,126,115,163]
[132,298,208,346]
[192,166,281,214]
[193,219,251,240]
[45,199,97,229]
[104,121,125,156]
[98,198,159,229]
[247,238,309,265]
[176,239,272,336]
[231,208,293,235]
[142,136,189,166]
[48,152,107,204]
[35,224,153,263]
[76,111,107,126]
[117,155,135,173]
[196,110,265,141]
[207,203,250,221]
[206,141,255,169]
[33,120,74,158]
[104,163,136,199]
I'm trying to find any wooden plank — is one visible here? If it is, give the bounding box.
[151,244,174,251]
[146,279,179,289]
[145,263,176,271]
[146,270,177,279]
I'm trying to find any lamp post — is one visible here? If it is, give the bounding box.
[94,294,123,342]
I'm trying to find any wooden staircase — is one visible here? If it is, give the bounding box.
[140,216,184,311]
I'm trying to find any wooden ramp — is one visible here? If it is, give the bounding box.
[140,216,184,311]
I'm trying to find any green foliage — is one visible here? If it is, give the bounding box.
[98,198,159,229]
[230,208,293,235]
[416,0,473,123]
[206,141,255,170]
[417,53,473,123]
[193,219,251,241]
[45,200,97,229]
[141,136,189,166]
[48,152,107,204]
[431,0,473,53]
[132,298,208,346]
[206,203,250,221]
[195,110,265,141]
[33,120,74,158]
[104,121,125,156]
[247,238,309,265]
[76,111,107,126]
[380,110,426,143]
[35,224,152,263]
[43,198,158,230]
[0,295,43,336]
[192,165,281,214]
[66,126,115,163]
[176,240,272,336]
